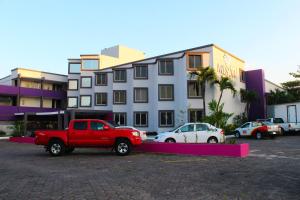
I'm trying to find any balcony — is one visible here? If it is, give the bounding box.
[0,85,66,99]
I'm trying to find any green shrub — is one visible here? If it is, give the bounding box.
[8,121,24,137]
[0,130,6,136]
[223,124,237,135]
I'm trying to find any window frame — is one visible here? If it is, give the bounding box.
[134,87,148,103]
[240,69,245,83]
[113,112,127,126]
[67,96,78,108]
[68,62,81,74]
[187,80,202,99]
[80,76,92,88]
[80,95,92,107]
[94,93,107,106]
[81,59,99,71]
[188,54,202,69]
[134,111,148,127]
[68,79,78,91]
[113,69,127,82]
[158,59,174,76]
[113,90,127,105]
[158,84,174,101]
[134,64,148,79]
[158,110,175,127]
[188,109,204,123]
[95,72,108,86]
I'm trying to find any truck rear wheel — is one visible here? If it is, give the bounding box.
[115,139,132,156]
[49,139,65,156]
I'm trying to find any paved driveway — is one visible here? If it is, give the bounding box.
[0,136,299,200]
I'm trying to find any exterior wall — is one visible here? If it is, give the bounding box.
[0,75,12,85]
[211,46,246,122]
[245,69,266,120]
[21,80,41,89]
[265,80,283,93]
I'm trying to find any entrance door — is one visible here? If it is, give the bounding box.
[287,105,297,123]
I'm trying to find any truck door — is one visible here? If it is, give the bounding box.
[90,121,114,146]
[68,121,91,146]
[287,105,297,123]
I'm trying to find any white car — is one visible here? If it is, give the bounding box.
[154,123,225,143]
[116,126,147,141]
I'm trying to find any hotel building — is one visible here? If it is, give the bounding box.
[66,44,279,133]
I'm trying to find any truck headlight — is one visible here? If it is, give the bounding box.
[132,131,140,137]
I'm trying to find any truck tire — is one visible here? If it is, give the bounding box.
[165,138,176,143]
[115,139,132,156]
[255,132,262,140]
[65,147,75,154]
[234,131,241,138]
[49,139,65,156]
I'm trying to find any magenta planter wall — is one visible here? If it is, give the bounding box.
[135,142,249,158]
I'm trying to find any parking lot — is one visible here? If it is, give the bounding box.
[0,136,299,200]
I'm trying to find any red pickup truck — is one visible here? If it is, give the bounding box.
[35,119,142,156]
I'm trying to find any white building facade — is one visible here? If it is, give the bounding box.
[67,44,247,132]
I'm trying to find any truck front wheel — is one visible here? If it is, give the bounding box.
[49,139,65,156]
[115,139,132,156]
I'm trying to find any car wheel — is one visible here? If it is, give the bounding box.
[207,137,218,144]
[65,147,75,154]
[165,138,176,143]
[49,139,65,156]
[255,132,262,140]
[235,131,240,138]
[115,139,132,156]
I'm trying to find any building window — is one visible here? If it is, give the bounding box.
[134,112,148,127]
[158,60,174,75]
[69,63,81,73]
[134,65,148,79]
[95,73,107,85]
[158,84,174,101]
[159,110,174,127]
[80,77,92,88]
[80,95,92,107]
[68,97,78,108]
[113,90,126,104]
[95,93,107,106]
[114,113,126,126]
[188,55,202,69]
[188,109,203,123]
[134,88,148,103]
[188,81,202,98]
[240,69,245,82]
[113,69,126,82]
[68,79,78,90]
[82,60,99,70]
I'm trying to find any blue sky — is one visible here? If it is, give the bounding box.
[0,0,299,84]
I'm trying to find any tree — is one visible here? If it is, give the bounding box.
[214,76,237,112]
[204,100,233,128]
[189,66,217,116]
[240,89,258,119]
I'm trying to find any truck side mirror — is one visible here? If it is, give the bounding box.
[103,125,109,130]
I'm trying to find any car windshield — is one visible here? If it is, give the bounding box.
[169,124,184,132]
[262,121,273,125]
[252,122,263,127]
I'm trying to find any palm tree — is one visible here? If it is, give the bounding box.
[189,66,216,117]
[214,76,237,112]
[240,89,258,119]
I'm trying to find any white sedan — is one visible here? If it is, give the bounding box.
[116,126,148,141]
[154,123,225,143]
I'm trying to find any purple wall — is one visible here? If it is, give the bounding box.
[245,69,266,120]
[0,85,66,99]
